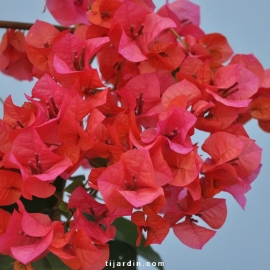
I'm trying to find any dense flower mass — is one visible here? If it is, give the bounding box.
[0,0,267,268]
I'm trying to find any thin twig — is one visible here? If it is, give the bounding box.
[53,193,65,206]
[0,20,72,32]
[64,208,75,227]
[113,59,126,90]
[170,28,189,53]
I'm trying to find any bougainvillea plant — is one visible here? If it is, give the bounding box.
[0,0,269,269]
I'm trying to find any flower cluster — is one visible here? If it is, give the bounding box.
[0,0,266,269]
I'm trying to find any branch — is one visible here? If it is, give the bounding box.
[170,28,189,54]
[0,20,72,32]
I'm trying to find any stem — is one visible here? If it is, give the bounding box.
[53,193,65,206]
[170,28,189,53]
[64,208,75,227]
[88,0,92,10]
[0,20,72,32]
[113,59,126,90]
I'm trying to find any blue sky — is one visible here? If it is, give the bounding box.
[0,1,270,269]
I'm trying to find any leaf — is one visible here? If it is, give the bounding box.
[0,254,15,270]
[31,252,71,270]
[65,175,85,194]
[104,241,137,270]
[58,201,70,214]
[113,217,164,270]
[89,157,109,168]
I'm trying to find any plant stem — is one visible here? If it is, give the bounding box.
[0,20,71,32]
[170,28,189,53]
[113,59,126,90]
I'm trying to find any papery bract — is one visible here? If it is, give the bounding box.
[131,211,170,246]
[0,170,22,206]
[2,128,72,198]
[173,216,216,249]
[97,149,164,213]
[46,0,89,26]
[0,200,54,264]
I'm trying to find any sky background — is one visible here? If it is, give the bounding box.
[1,1,270,269]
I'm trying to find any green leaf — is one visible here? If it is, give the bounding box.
[89,157,109,168]
[104,240,137,269]
[0,254,15,270]
[31,253,71,270]
[64,180,84,194]
[0,253,71,270]
[69,175,85,181]
[113,218,164,270]
[65,175,85,194]
[58,201,69,214]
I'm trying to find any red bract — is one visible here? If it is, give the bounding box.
[2,128,72,199]
[71,229,109,270]
[202,131,245,172]
[0,170,22,206]
[88,0,122,28]
[197,198,227,229]
[159,0,200,28]
[0,120,11,153]
[202,131,262,178]
[173,216,216,249]
[207,64,260,108]
[230,53,265,84]
[0,200,54,264]
[25,20,60,72]
[46,0,90,26]
[0,29,33,80]
[131,211,170,246]
[161,79,202,110]
[198,33,233,63]
[164,147,202,186]
[157,107,196,153]
[97,149,164,213]
[116,73,162,126]
[0,209,11,237]
[109,0,176,62]
[68,186,117,244]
